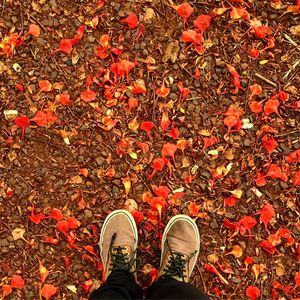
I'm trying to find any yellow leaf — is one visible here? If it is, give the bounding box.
[129,152,138,160]
[259,60,269,65]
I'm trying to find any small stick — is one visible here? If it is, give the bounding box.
[254,73,277,87]
[283,59,300,81]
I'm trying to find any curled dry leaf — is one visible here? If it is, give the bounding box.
[12,227,25,240]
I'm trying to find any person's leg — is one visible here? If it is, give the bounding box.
[146,215,210,300]
[90,270,142,299]
[146,276,209,299]
[89,210,143,299]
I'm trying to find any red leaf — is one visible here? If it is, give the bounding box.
[265,164,288,182]
[223,116,241,133]
[193,15,211,33]
[135,24,145,42]
[202,136,218,151]
[261,135,278,155]
[277,90,289,102]
[224,196,237,207]
[56,94,71,106]
[249,101,262,113]
[57,39,73,54]
[15,115,30,140]
[246,286,260,300]
[166,126,180,139]
[131,210,144,225]
[156,84,170,98]
[188,202,199,216]
[249,84,262,97]
[293,170,300,186]
[29,211,46,224]
[48,208,63,221]
[153,185,170,199]
[252,26,272,39]
[56,220,69,236]
[95,46,109,59]
[223,105,244,117]
[175,3,194,23]
[285,149,300,163]
[26,24,40,37]
[41,284,57,300]
[39,80,52,92]
[255,172,267,186]
[264,98,281,118]
[181,29,203,44]
[140,121,155,140]
[248,45,260,58]
[44,237,59,244]
[120,13,138,29]
[257,202,275,230]
[162,143,177,164]
[258,240,277,254]
[110,59,136,78]
[226,64,244,92]
[10,275,25,289]
[136,142,149,153]
[148,157,166,180]
[73,25,85,42]
[238,216,257,237]
[31,111,57,127]
[177,81,190,100]
[81,88,96,102]
[15,83,24,92]
[295,272,300,289]
[67,217,80,229]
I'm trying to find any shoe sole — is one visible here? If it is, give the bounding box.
[99,209,138,263]
[160,215,200,273]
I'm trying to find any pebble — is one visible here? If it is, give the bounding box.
[1,239,9,247]
[114,3,121,12]
[95,157,105,166]
[209,218,218,229]
[244,138,251,147]
[84,209,93,219]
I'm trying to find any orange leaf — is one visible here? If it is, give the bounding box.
[122,176,131,197]
[56,94,71,106]
[26,24,40,37]
[212,7,229,16]
[81,88,96,102]
[174,3,193,23]
[39,260,49,283]
[39,80,52,92]
[226,245,243,258]
[187,202,199,216]
[161,111,171,130]
[156,84,170,98]
[264,98,281,118]
[249,101,262,113]
[249,84,262,97]
[181,29,203,44]
[252,26,272,39]
[2,285,12,298]
[41,284,57,300]
[193,15,211,33]
[162,143,177,164]
[140,121,155,140]
[265,164,288,182]
[31,111,57,127]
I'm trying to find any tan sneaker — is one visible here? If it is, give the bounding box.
[158,215,200,282]
[99,209,138,281]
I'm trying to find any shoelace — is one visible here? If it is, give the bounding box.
[164,239,197,282]
[109,233,136,272]
[164,239,187,281]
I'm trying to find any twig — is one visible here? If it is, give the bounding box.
[254,73,277,87]
[283,59,300,81]
[283,33,300,51]
[26,11,47,32]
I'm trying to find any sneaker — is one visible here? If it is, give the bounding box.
[99,209,138,281]
[158,215,200,282]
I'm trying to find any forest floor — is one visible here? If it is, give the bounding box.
[0,0,300,299]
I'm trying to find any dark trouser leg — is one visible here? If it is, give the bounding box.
[146,276,210,300]
[90,270,143,300]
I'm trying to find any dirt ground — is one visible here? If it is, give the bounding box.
[0,0,299,299]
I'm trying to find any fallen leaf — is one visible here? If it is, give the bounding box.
[120,13,138,29]
[41,284,57,300]
[193,15,211,33]
[10,274,25,289]
[246,285,260,300]
[26,24,40,37]
[174,3,194,23]
[12,227,25,240]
